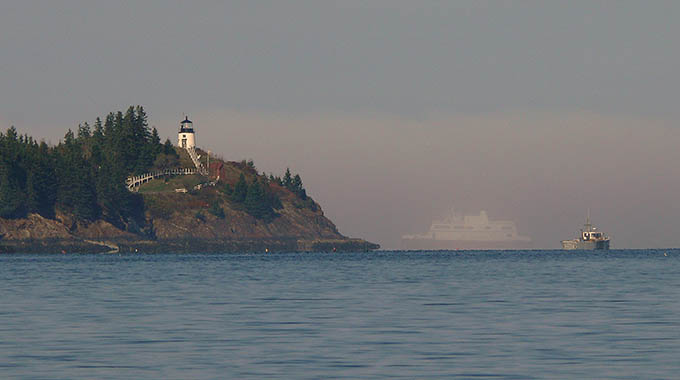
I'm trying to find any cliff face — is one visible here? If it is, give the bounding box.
[0,213,73,240]
[0,212,141,253]
[1,159,378,253]
[150,199,342,240]
[0,211,138,241]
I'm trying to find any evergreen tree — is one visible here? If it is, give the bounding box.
[1,128,22,169]
[95,159,125,223]
[163,138,177,156]
[55,130,99,221]
[291,174,301,190]
[292,174,307,199]
[133,106,155,172]
[232,173,248,203]
[26,146,57,218]
[283,168,292,188]
[72,175,99,220]
[265,185,283,210]
[103,113,115,141]
[0,106,172,227]
[153,152,179,171]
[77,122,91,140]
[150,127,162,155]
[208,200,225,219]
[0,127,28,218]
[244,178,269,219]
[93,117,104,140]
[0,161,25,218]
[90,143,104,169]
[281,170,307,200]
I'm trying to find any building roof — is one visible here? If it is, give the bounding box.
[180,116,192,124]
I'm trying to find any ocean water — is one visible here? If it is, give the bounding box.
[1,250,679,379]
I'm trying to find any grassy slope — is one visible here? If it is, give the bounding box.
[139,155,346,240]
[175,147,195,168]
[137,175,204,193]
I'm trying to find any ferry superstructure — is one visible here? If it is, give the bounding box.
[401,209,531,250]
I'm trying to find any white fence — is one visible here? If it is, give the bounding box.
[126,168,197,191]
[125,146,209,191]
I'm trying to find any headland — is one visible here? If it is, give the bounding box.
[0,106,378,253]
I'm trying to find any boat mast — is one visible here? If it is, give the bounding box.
[585,208,592,232]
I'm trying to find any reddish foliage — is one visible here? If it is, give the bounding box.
[185,200,209,208]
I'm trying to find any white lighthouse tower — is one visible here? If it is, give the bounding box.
[177,116,196,149]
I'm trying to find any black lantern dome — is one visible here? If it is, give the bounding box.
[179,116,194,133]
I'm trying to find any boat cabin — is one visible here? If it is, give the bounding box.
[582,230,604,241]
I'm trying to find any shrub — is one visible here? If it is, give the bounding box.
[194,211,206,222]
[208,200,225,219]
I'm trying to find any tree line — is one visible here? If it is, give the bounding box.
[0,106,174,230]
[271,168,307,200]
[223,173,283,220]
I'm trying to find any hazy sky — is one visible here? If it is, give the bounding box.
[2,1,679,248]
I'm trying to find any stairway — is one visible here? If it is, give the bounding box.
[186,147,209,176]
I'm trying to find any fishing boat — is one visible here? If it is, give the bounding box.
[561,211,610,250]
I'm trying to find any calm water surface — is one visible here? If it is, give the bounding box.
[1,250,679,379]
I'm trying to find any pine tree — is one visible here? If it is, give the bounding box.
[73,175,99,221]
[292,174,302,191]
[232,173,248,203]
[103,113,115,140]
[208,200,225,219]
[77,122,91,140]
[93,117,104,139]
[0,106,170,227]
[163,139,177,156]
[153,152,179,171]
[265,184,283,210]
[283,168,292,189]
[245,178,269,219]
[290,174,307,200]
[55,130,99,221]
[133,106,154,172]
[0,161,25,218]
[26,150,57,218]
[150,127,162,155]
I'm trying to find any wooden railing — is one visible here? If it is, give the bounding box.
[125,146,209,191]
[186,147,208,176]
[126,168,197,191]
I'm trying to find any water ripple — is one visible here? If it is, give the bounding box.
[1,250,679,379]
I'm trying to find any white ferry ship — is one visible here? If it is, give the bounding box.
[401,208,532,250]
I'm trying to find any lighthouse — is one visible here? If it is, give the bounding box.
[178,116,195,149]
